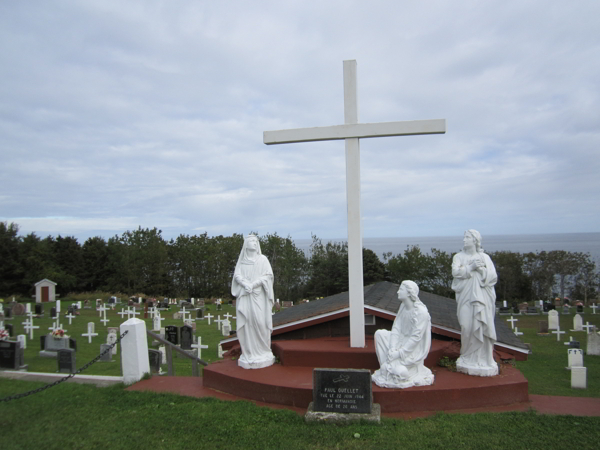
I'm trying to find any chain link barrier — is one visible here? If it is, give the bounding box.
[0,329,129,402]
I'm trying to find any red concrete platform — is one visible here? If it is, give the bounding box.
[202,337,529,413]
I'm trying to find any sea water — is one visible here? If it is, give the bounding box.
[294,232,600,264]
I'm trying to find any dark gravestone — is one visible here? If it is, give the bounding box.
[50,307,57,319]
[538,321,549,334]
[499,307,511,314]
[228,300,233,305]
[512,306,520,314]
[527,307,538,315]
[147,301,154,309]
[40,335,46,350]
[35,304,43,315]
[563,306,570,314]
[312,368,372,414]
[4,323,13,337]
[69,338,77,352]
[165,326,178,346]
[12,303,25,316]
[576,305,584,313]
[57,349,76,373]
[4,308,12,319]
[196,309,204,319]
[542,303,550,312]
[162,300,169,309]
[0,341,19,369]
[148,349,161,373]
[569,341,580,349]
[180,325,193,350]
[67,306,75,315]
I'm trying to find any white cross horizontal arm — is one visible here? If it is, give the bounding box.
[264,119,446,145]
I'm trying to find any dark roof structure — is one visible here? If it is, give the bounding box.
[221,281,529,357]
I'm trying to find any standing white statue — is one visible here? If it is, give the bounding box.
[452,229,499,376]
[231,235,276,369]
[372,280,434,389]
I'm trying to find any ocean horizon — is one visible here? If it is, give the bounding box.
[293,232,600,264]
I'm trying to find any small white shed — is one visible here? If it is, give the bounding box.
[35,279,57,303]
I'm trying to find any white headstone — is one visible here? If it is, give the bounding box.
[25,303,31,314]
[571,366,587,389]
[153,316,161,331]
[77,301,82,309]
[567,348,584,368]
[503,301,507,308]
[17,334,26,350]
[572,314,584,332]
[587,330,600,356]
[159,345,166,364]
[107,329,118,355]
[120,318,150,385]
[56,300,61,313]
[222,319,231,337]
[548,310,559,330]
[264,60,446,347]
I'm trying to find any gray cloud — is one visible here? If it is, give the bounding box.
[1,0,599,243]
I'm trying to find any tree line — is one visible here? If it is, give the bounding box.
[0,222,598,303]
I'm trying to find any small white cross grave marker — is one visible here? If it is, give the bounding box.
[205,313,214,325]
[191,336,209,359]
[65,312,76,325]
[264,60,445,348]
[564,336,575,346]
[215,315,223,331]
[582,322,595,334]
[117,308,129,320]
[591,303,598,314]
[82,323,99,343]
[507,316,518,330]
[514,327,523,337]
[100,308,110,326]
[553,326,566,342]
[23,318,40,340]
[129,308,140,318]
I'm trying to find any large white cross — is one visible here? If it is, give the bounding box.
[264,60,446,347]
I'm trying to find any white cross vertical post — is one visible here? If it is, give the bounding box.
[205,313,214,325]
[514,327,523,336]
[118,309,128,320]
[264,60,445,347]
[191,336,209,359]
[507,316,518,330]
[215,315,223,331]
[100,307,110,326]
[553,326,565,342]
[591,304,598,314]
[24,319,39,340]
[65,313,76,325]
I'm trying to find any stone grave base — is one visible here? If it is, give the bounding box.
[39,350,59,358]
[305,402,380,424]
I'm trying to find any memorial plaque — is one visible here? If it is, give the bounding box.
[57,349,76,373]
[196,309,204,319]
[99,344,112,361]
[313,368,372,414]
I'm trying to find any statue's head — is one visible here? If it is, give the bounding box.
[399,280,419,302]
[464,229,483,252]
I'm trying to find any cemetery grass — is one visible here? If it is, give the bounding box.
[1,379,599,450]
[8,300,230,376]
[512,310,600,397]
[8,302,600,397]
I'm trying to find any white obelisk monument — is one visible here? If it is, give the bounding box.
[264,60,445,347]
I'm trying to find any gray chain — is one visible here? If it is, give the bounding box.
[0,330,129,402]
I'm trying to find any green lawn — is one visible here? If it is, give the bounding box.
[1,378,599,450]
[3,302,600,397]
[3,300,232,376]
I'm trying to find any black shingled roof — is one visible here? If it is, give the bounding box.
[272,281,528,352]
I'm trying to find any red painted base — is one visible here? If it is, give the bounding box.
[203,337,529,413]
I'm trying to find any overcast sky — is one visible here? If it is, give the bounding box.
[1,1,599,244]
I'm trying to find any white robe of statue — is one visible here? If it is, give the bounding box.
[451,229,499,377]
[372,281,434,389]
[231,235,275,369]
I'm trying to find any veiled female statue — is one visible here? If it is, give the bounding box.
[231,235,276,369]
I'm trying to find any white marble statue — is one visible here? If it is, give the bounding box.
[372,280,434,389]
[231,235,276,369]
[452,229,499,376]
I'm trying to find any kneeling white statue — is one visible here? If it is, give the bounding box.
[372,280,434,389]
[231,234,276,369]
